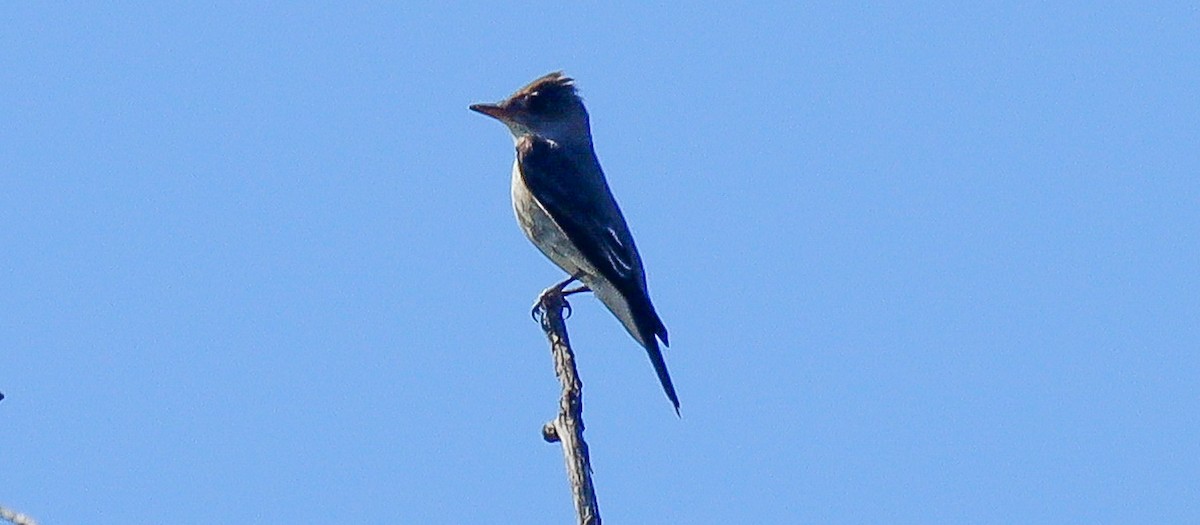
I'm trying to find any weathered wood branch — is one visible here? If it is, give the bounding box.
[535,289,601,525]
[0,505,38,525]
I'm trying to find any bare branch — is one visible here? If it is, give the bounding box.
[0,505,38,525]
[535,288,601,525]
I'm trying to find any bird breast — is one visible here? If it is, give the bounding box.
[511,159,590,277]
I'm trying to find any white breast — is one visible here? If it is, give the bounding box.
[511,160,591,277]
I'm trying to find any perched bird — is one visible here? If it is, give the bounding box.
[471,72,679,413]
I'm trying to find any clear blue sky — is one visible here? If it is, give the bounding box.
[3,3,1197,523]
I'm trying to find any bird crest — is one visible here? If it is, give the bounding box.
[509,71,580,107]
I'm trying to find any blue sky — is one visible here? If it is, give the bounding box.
[2,3,1197,523]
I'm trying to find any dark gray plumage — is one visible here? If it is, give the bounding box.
[471,72,679,413]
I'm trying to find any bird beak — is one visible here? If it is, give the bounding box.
[469,102,511,122]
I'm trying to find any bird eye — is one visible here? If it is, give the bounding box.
[525,92,545,112]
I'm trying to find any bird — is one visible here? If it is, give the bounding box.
[470,72,679,413]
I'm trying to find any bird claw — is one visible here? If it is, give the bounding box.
[531,287,575,322]
[531,273,587,323]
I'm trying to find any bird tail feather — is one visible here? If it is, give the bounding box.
[632,299,679,415]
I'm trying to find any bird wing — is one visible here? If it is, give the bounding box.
[517,135,678,411]
[516,135,646,293]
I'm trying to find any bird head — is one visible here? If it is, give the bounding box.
[470,71,591,146]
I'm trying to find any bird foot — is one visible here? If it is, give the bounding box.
[531,273,590,322]
[562,284,591,296]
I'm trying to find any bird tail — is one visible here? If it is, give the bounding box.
[644,337,680,416]
[588,278,680,414]
[632,299,680,415]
